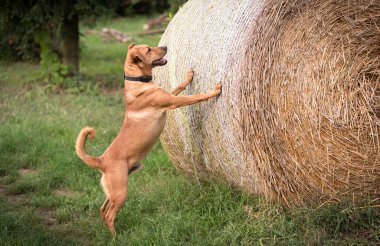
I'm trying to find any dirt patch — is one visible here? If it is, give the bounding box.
[7,193,27,206]
[35,208,57,226]
[18,166,38,177]
[0,182,27,207]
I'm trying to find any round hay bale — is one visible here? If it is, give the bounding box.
[155,0,380,205]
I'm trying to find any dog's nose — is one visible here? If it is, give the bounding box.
[160,46,167,51]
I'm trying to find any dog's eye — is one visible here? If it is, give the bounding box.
[147,47,151,53]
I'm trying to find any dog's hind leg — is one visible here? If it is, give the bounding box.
[104,189,127,235]
[100,198,110,221]
[102,167,128,235]
[100,175,111,221]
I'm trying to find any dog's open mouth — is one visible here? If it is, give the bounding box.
[152,57,167,66]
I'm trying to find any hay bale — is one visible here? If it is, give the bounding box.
[155,0,380,205]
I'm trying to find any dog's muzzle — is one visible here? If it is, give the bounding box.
[152,57,167,66]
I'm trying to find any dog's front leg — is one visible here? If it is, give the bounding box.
[169,82,221,109]
[170,69,194,95]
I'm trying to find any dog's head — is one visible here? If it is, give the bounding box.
[125,43,167,75]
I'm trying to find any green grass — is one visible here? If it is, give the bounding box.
[0,16,379,245]
[0,62,40,87]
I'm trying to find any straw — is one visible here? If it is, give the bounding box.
[155,0,380,205]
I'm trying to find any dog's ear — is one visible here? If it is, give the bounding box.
[128,43,136,50]
[130,53,141,64]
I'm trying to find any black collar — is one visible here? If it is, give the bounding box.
[124,74,152,83]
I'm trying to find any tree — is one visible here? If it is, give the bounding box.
[62,0,80,73]
[0,0,119,75]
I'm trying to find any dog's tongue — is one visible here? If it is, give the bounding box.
[152,58,167,66]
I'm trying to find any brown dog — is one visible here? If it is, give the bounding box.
[75,44,221,235]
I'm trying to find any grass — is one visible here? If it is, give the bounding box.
[0,16,379,245]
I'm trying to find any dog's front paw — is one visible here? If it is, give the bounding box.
[214,82,222,95]
[186,68,194,82]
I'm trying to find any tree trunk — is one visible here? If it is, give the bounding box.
[62,0,79,75]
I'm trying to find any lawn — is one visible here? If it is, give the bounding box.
[0,16,379,245]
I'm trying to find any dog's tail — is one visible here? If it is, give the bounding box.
[75,127,103,170]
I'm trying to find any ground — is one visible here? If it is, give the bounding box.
[0,16,379,245]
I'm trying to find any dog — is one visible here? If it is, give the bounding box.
[75,44,222,235]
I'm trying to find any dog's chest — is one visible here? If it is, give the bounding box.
[145,110,166,131]
[126,109,166,122]
[124,110,167,155]
[126,109,167,135]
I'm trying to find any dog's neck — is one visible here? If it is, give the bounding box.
[124,61,152,77]
[123,61,155,95]
[124,69,152,93]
